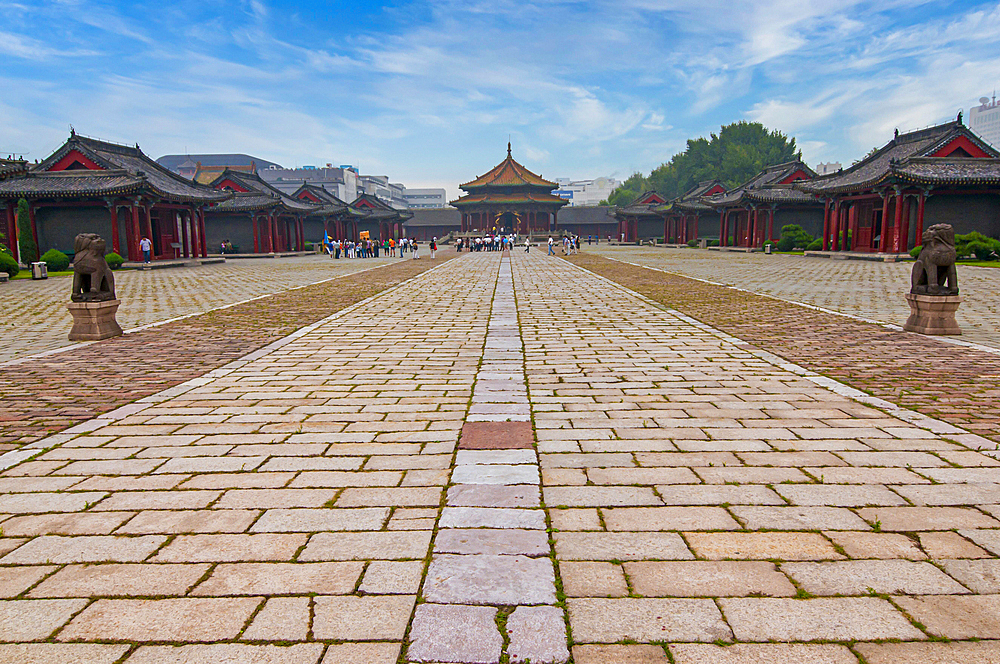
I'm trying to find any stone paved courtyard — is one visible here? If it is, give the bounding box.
[0,254,398,365]
[2,251,1000,663]
[586,245,1000,350]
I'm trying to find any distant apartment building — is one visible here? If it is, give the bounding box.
[971,95,1000,148]
[259,164,360,203]
[814,162,843,175]
[553,176,620,206]
[404,188,448,208]
[358,175,408,209]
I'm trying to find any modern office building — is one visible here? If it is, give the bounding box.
[814,162,843,175]
[259,164,360,204]
[358,175,408,209]
[970,94,1000,147]
[553,176,620,206]
[403,188,448,209]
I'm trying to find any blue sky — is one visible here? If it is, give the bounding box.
[2,0,1000,200]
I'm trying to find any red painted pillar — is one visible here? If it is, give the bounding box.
[900,195,911,251]
[892,189,903,254]
[130,204,141,261]
[848,204,857,251]
[252,215,259,253]
[916,191,926,246]
[199,209,208,257]
[663,216,669,244]
[821,200,830,251]
[719,211,726,246]
[831,202,841,251]
[109,201,120,255]
[879,193,890,253]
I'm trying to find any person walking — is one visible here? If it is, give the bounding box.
[430,237,437,259]
[412,239,419,259]
[547,236,555,256]
[140,236,152,264]
[524,237,530,253]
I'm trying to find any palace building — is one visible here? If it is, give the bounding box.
[797,118,1000,253]
[452,144,567,236]
[0,132,226,262]
[661,180,727,244]
[614,191,668,242]
[707,160,822,249]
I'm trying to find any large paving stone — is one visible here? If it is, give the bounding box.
[719,597,925,641]
[782,560,969,595]
[447,485,541,507]
[572,644,670,663]
[440,507,546,529]
[894,595,1000,639]
[451,464,540,485]
[625,561,796,597]
[434,529,549,556]
[408,604,501,664]
[299,531,432,560]
[125,644,325,663]
[28,563,209,598]
[459,422,534,449]
[424,554,556,604]
[58,597,261,642]
[684,532,842,560]
[0,599,88,641]
[0,644,130,664]
[567,598,732,643]
[0,535,166,564]
[191,561,364,595]
[670,643,858,664]
[507,605,569,664]
[312,595,415,640]
[855,641,1000,664]
[555,532,693,560]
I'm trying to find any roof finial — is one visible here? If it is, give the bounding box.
[957,110,963,124]
[894,128,899,140]
[507,140,511,157]
[69,125,75,136]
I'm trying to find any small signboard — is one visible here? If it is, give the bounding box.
[359,231,370,240]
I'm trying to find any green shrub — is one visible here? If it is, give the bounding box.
[708,239,720,247]
[778,224,814,252]
[966,241,999,261]
[0,251,18,277]
[105,252,124,269]
[910,245,922,260]
[955,231,1000,258]
[40,249,70,272]
[806,238,823,251]
[687,239,698,247]
[16,198,37,264]
[304,242,314,251]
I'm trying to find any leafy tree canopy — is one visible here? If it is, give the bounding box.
[608,121,801,207]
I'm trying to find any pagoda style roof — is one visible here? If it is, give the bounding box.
[13,133,230,204]
[460,144,558,191]
[0,158,28,180]
[798,119,1000,195]
[614,191,669,219]
[351,193,413,221]
[451,191,568,206]
[667,180,728,212]
[291,183,364,217]
[209,169,318,214]
[707,161,818,207]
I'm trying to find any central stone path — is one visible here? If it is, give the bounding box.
[2,250,1000,664]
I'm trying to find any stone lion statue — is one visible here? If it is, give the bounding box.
[911,224,959,296]
[71,233,116,302]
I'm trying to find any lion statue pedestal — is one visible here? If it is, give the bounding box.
[903,224,962,336]
[68,233,123,341]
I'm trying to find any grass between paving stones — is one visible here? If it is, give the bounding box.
[566,252,1000,448]
[0,255,458,451]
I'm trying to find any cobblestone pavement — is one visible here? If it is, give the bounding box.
[0,254,401,364]
[2,252,1000,662]
[0,255,455,451]
[585,245,1000,349]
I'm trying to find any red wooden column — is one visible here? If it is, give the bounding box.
[718,211,725,246]
[892,187,903,253]
[848,204,857,251]
[199,209,208,257]
[900,195,911,252]
[916,190,927,245]
[821,200,830,251]
[746,208,754,247]
[130,203,142,261]
[878,193,890,253]
[252,215,259,253]
[267,214,275,252]
[831,202,841,251]
[663,216,669,244]
[108,201,120,255]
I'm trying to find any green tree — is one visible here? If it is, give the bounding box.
[16,198,37,264]
[611,121,802,205]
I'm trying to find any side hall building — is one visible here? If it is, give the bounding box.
[797,118,1000,254]
[0,132,227,262]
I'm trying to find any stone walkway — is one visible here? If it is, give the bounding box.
[1,252,999,663]
[586,245,1000,350]
[0,254,399,364]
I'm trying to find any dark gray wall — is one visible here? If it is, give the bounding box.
[773,207,825,240]
[303,218,327,244]
[638,218,662,239]
[925,194,1000,238]
[205,213,254,253]
[35,206,111,254]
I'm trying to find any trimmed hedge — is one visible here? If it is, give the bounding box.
[40,249,70,272]
[105,252,124,269]
[0,251,18,278]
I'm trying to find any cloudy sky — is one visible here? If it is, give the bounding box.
[2,0,999,199]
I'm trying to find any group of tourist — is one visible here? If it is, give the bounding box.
[322,236,437,260]
[456,235,518,252]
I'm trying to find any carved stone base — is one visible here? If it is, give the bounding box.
[68,299,123,341]
[903,293,962,336]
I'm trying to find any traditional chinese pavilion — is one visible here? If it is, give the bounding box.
[613,191,668,242]
[660,180,727,244]
[707,161,822,248]
[291,183,364,242]
[797,118,1000,253]
[204,169,319,253]
[452,144,566,236]
[0,133,227,262]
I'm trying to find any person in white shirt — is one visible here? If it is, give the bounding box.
[139,236,152,264]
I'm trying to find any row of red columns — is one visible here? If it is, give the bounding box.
[822,190,926,254]
[250,214,307,254]
[717,207,775,248]
[663,215,702,244]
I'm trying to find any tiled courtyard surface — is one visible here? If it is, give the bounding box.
[0,254,399,365]
[2,251,1000,662]
[0,255,454,451]
[587,244,1000,349]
